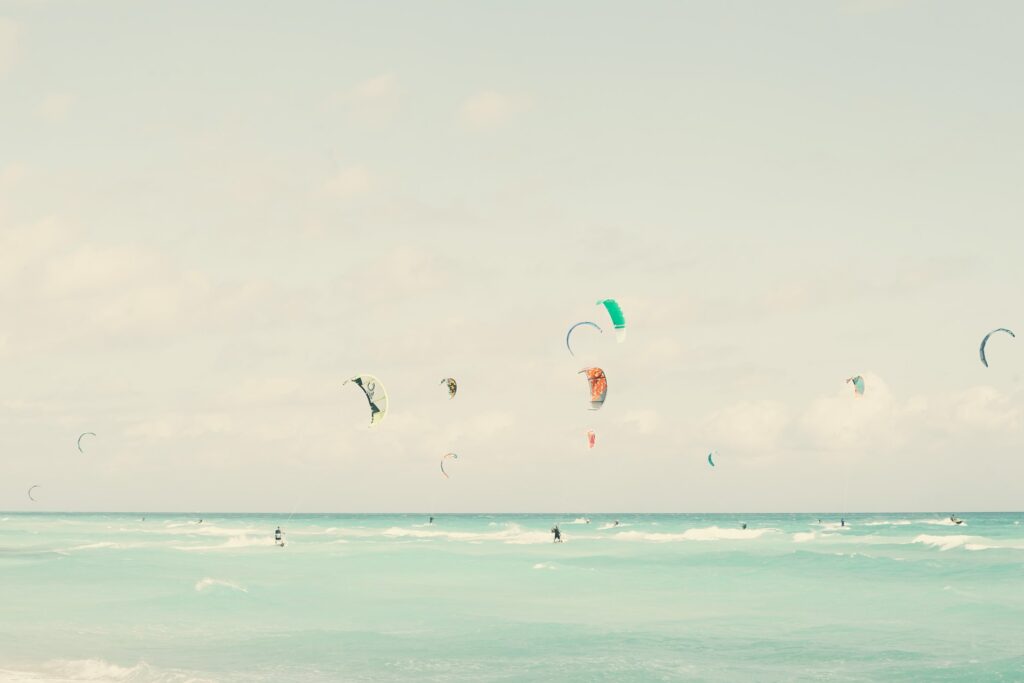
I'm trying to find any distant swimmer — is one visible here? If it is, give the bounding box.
[198,519,203,524]
[551,525,562,543]
[274,526,284,547]
[429,516,434,524]
[613,520,619,527]
[741,523,747,530]
[585,518,591,524]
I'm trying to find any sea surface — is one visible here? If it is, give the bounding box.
[0,513,1022,682]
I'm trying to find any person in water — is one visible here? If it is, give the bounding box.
[551,525,562,543]
[840,518,845,527]
[274,526,283,546]
[951,514,963,525]
[429,516,434,524]
[741,523,747,530]
[613,520,619,527]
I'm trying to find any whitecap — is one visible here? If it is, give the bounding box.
[195,577,248,593]
[615,526,776,542]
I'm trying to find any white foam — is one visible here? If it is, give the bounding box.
[532,562,557,570]
[568,518,591,524]
[195,577,248,593]
[864,520,912,526]
[0,658,217,682]
[377,524,555,545]
[65,542,125,551]
[175,534,276,551]
[912,534,973,551]
[598,523,631,530]
[615,526,776,542]
[918,518,967,527]
[792,531,817,543]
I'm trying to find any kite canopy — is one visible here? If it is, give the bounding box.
[980,328,1015,368]
[566,321,603,356]
[440,452,458,479]
[27,485,39,502]
[587,430,596,449]
[344,375,388,427]
[77,432,96,453]
[440,377,458,399]
[707,451,716,467]
[596,299,626,342]
[846,375,865,396]
[579,367,608,410]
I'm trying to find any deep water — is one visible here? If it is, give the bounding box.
[1,512,1022,682]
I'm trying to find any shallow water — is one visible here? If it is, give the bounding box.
[1,512,1022,681]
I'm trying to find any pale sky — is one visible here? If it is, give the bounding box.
[2,1,1023,512]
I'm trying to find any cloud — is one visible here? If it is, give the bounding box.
[0,18,18,77]
[39,93,75,122]
[704,400,791,453]
[459,90,530,130]
[324,165,372,199]
[350,73,399,103]
[617,409,661,435]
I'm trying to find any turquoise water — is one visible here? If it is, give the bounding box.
[1,513,1022,682]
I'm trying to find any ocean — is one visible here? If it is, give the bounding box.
[0,513,1022,682]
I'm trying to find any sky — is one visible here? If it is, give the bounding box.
[1,1,1023,512]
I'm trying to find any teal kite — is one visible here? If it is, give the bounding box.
[846,375,865,396]
[596,299,626,342]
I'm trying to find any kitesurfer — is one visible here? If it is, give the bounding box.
[741,523,747,530]
[551,525,562,543]
[951,514,963,525]
[429,516,434,524]
[274,526,283,546]
[840,518,845,527]
[613,520,619,527]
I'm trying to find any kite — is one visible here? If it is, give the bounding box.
[579,367,608,410]
[566,321,603,356]
[980,328,1015,368]
[77,432,96,453]
[344,375,389,426]
[440,452,458,479]
[27,485,40,502]
[708,451,716,467]
[587,430,596,449]
[596,299,626,342]
[846,375,865,396]
[440,378,457,399]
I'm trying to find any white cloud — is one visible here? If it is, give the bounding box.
[459,90,530,130]
[0,18,18,77]
[704,400,791,453]
[39,93,75,122]
[944,386,1024,434]
[350,73,399,103]
[324,165,372,199]
[617,409,661,435]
